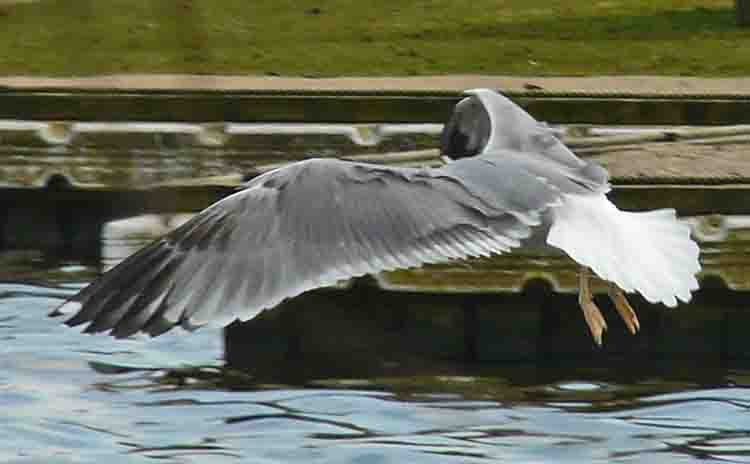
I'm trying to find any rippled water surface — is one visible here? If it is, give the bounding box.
[3,261,750,463]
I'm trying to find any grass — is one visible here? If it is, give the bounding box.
[0,0,747,76]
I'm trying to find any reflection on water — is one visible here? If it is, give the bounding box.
[3,263,750,463]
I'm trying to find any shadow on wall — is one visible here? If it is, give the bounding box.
[225,277,749,381]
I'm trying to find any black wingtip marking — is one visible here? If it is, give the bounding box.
[48,305,67,318]
[144,317,175,337]
[113,325,138,339]
[82,321,104,334]
[65,306,96,328]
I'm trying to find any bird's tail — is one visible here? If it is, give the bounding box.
[547,194,701,306]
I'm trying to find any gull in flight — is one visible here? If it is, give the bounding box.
[56,89,701,345]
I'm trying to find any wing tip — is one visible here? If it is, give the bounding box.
[143,317,177,337]
[62,303,90,328]
[49,300,82,319]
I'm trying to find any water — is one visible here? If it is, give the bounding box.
[3,262,750,463]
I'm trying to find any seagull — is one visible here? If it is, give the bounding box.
[55,89,701,345]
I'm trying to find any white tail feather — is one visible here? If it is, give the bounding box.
[547,194,701,306]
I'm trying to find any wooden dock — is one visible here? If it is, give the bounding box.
[1,87,750,373]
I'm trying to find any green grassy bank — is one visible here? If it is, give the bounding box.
[0,0,747,76]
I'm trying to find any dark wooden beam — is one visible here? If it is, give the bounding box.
[1,90,749,125]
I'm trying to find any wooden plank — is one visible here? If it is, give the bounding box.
[0,90,749,125]
[610,184,750,216]
[0,92,457,124]
[522,97,750,126]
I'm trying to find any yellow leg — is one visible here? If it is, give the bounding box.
[578,267,607,346]
[608,284,640,335]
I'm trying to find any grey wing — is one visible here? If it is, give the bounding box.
[61,157,563,338]
[465,89,610,192]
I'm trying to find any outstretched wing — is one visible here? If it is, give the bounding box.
[60,156,565,338]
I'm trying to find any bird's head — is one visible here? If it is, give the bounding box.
[440,89,588,173]
[439,94,491,160]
